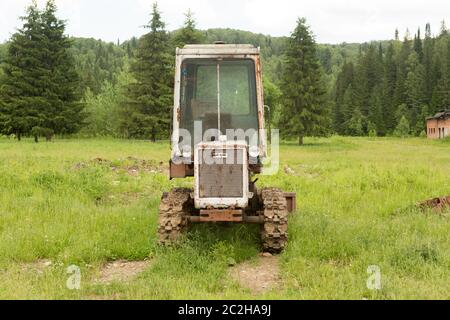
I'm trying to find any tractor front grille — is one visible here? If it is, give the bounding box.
[198,148,244,198]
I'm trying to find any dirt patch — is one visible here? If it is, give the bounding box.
[229,255,282,295]
[284,165,296,175]
[97,260,151,284]
[74,157,168,176]
[284,164,321,179]
[21,259,53,274]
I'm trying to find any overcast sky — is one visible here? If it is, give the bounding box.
[0,0,448,44]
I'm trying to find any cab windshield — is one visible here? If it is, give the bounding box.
[179,59,259,139]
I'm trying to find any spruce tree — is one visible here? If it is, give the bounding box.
[393,34,412,109]
[40,0,84,136]
[0,1,44,140]
[382,42,397,133]
[423,23,435,106]
[279,18,331,145]
[368,85,384,135]
[413,28,423,62]
[172,9,205,48]
[333,61,354,134]
[405,52,427,133]
[123,2,173,141]
[430,33,450,113]
[0,0,83,141]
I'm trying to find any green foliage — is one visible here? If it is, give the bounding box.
[279,18,331,144]
[394,116,411,137]
[367,121,377,137]
[333,27,450,137]
[172,9,205,48]
[71,38,127,95]
[346,109,365,136]
[81,65,134,138]
[0,0,84,140]
[31,126,54,142]
[123,3,173,141]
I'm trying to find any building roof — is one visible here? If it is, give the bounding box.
[177,44,260,56]
[427,110,450,120]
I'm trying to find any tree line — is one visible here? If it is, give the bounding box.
[0,1,448,143]
[333,24,450,137]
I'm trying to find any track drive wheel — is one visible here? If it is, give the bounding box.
[260,188,289,253]
[158,188,193,245]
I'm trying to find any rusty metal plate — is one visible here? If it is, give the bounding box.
[199,209,243,222]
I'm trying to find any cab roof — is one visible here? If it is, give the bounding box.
[177,44,260,56]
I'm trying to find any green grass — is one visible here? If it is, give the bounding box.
[0,136,448,299]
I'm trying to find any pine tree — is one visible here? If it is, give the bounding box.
[0,0,83,141]
[40,0,84,136]
[172,9,204,47]
[368,85,384,135]
[352,52,369,121]
[393,34,412,109]
[0,1,44,140]
[423,23,435,106]
[333,61,354,134]
[430,33,450,113]
[405,52,427,134]
[413,28,423,62]
[123,2,173,141]
[279,18,331,145]
[351,44,383,133]
[382,42,397,133]
[440,20,448,36]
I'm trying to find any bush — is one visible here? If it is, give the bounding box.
[31,126,55,142]
[394,116,410,138]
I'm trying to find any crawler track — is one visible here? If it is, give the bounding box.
[158,188,193,245]
[260,188,289,253]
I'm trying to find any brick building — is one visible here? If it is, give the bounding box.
[427,110,450,139]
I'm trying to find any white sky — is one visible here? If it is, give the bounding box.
[0,0,449,44]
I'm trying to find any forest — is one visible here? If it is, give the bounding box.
[0,1,449,142]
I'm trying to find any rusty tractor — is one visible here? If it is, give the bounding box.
[158,43,296,253]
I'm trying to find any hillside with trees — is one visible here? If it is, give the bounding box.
[0,1,448,141]
[333,24,450,136]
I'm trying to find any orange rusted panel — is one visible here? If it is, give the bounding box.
[284,193,297,213]
[199,209,243,222]
[170,161,194,179]
[170,161,186,179]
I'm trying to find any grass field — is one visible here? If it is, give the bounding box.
[0,136,449,300]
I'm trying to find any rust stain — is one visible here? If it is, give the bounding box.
[419,195,450,212]
[176,107,181,123]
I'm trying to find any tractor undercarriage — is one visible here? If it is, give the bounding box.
[158,187,295,253]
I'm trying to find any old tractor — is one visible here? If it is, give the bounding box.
[158,43,296,253]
